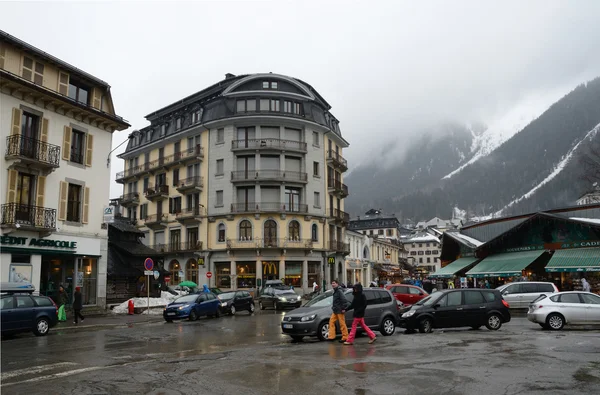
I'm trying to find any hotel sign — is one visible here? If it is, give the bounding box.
[0,236,77,249]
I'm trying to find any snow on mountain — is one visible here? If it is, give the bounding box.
[443,88,571,180]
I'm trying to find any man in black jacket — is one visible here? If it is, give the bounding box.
[73,287,85,324]
[344,283,376,345]
[327,280,349,342]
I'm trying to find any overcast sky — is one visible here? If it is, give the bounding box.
[2,1,600,198]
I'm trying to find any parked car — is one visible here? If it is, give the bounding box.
[527,291,600,330]
[258,287,302,310]
[218,291,255,315]
[163,293,221,322]
[1,293,58,337]
[209,287,223,295]
[496,281,559,308]
[399,289,511,333]
[281,287,399,341]
[385,284,429,307]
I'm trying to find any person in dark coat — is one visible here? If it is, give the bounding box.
[73,287,85,324]
[327,280,349,342]
[344,283,376,345]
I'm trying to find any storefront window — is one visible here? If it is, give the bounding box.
[81,258,97,305]
[186,259,198,284]
[308,261,321,288]
[285,262,302,287]
[236,262,256,288]
[215,262,231,288]
[169,260,181,285]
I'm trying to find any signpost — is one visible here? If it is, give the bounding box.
[206,271,212,287]
[144,258,154,316]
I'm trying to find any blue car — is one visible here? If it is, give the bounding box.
[163,293,221,322]
[1,294,58,336]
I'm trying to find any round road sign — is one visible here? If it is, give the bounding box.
[206,271,213,278]
[144,258,154,271]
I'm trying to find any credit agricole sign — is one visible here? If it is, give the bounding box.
[0,236,77,249]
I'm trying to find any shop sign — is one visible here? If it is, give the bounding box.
[327,256,335,265]
[503,240,600,253]
[0,236,77,249]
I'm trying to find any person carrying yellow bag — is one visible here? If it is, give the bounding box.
[57,286,68,322]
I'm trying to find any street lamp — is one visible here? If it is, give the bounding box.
[106,130,138,168]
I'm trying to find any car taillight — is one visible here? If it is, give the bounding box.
[502,300,510,308]
[50,299,58,315]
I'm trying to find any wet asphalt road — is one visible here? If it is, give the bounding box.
[1,310,599,395]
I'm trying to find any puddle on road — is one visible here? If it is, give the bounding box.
[341,361,400,373]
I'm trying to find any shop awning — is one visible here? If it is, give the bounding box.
[429,257,479,278]
[545,248,600,272]
[466,251,545,278]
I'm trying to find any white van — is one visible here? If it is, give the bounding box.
[496,282,559,308]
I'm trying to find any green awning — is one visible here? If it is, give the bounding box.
[545,248,600,272]
[466,250,545,278]
[430,257,479,278]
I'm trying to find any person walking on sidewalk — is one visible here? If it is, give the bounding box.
[328,279,349,343]
[344,283,376,345]
[57,286,68,322]
[73,287,85,324]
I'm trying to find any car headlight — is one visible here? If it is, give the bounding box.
[178,304,190,310]
[300,314,316,322]
[279,297,287,302]
[402,310,416,318]
[296,296,301,301]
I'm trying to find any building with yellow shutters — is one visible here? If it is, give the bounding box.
[115,73,350,293]
[0,31,129,308]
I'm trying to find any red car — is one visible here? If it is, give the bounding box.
[385,284,429,307]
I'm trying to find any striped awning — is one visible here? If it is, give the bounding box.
[429,257,479,278]
[545,248,600,272]
[466,251,545,278]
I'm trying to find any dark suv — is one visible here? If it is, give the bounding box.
[1,294,58,336]
[399,289,511,333]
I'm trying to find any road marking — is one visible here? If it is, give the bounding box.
[1,362,78,380]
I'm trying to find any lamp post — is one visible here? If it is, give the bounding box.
[106,130,138,168]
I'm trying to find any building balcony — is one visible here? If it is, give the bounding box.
[1,203,56,235]
[230,202,308,214]
[120,192,140,207]
[326,150,348,172]
[226,238,313,250]
[327,179,349,198]
[115,147,204,184]
[143,213,168,229]
[329,240,350,254]
[329,208,350,225]
[230,170,308,184]
[175,206,206,224]
[231,138,307,153]
[144,184,169,201]
[5,135,61,173]
[174,145,204,165]
[156,240,204,254]
[175,176,204,193]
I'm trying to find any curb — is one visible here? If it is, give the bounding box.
[54,317,164,331]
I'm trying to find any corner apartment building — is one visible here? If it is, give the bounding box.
[116,73,350,293]
[0,31,129,308]
[402,232,442,273]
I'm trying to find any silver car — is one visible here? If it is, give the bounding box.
[281,288,398,341]
[497,282,558,308]
[527,291,600,330]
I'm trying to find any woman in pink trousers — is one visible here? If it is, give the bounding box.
[344,283,376,345]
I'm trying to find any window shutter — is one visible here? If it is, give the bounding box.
[0,43,5,69]
[58,72,69,95]
[58,181,68,221]
[92,87,102,109]
[6,170,18,204]
[22,56,33,81]
[85,133,94,166]
[62,126,72,161]
[82,187,90,224]
[11,108,22,135]
[169,198,174,214]
[40,118,49,143]
[36,176,46,207]
[33,62,44,85]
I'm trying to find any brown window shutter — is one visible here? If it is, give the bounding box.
[34,62,44,85]
[0,43,5,69]
[62,126,72,161]
[6,169,18,203]
[92,87,102,109]
[58,181,68,221]
[82,187,90,224]
[36,176,46,207]
[85,133,94,166]
[22,56,33,81]
[58,72,69,95]
[41,118,49,143]
[11,108,22,135]
[169,198,173,214]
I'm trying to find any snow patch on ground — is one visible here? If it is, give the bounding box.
[111,291,187,314]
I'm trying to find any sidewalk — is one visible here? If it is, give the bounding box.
[55,313,164,331]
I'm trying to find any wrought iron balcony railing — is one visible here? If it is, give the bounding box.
[326,150,348,171]
[1,203,56,230]
[115,146,203,182]
[329,240,350,253]
[231,170,307,183]
[5,135,60,168]
[232,138,307,152]
[327,179,349,197]
[330,208,350,224]
[175,176,204,191]
[226,238,313,249]
[230,202,308,213]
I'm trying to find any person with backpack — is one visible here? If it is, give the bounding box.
[344,283,376,345]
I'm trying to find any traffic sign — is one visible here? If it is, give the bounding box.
[153,271,160,280]
[206,271,213,278]
[144,270,153,275]
[144,258,154,271]
[164,275,171,283]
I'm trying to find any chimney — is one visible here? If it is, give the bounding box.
[225,73,235,79]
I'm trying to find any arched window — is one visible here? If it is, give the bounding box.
[239,220,252,240]
[311,224,318,242]
[169,259,181,285]
[289,221,300,240]
[264,220,277,246]
[186,259,198,284]
[363,247,369,259]
[218,223,226,242]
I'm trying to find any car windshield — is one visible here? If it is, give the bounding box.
[274,289,295,295]
[305,291,334,307]
[175,295,198,304]
[219,292,235,300]
[415,291,444,306]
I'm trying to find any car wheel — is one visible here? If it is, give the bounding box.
[539,323,550,330]
[317,321,330,341]
[34,317,50,336]
[249,303,255,314]
[291,335,304,342]
[485,313,502,330]
[547,313,564,330]
[418,317,433,333]
[189,310,198,321]
[230,305,236,316]
[380,316,396,336]
[259,301,265,310]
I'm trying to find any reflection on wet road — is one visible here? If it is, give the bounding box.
[2,311,599,395]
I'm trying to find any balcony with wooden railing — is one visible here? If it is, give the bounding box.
[231,170,308,183]
[5,135,61,172]
[230,202,308,214]
[327,179,349,198]
[144,184,169,201]
[1,203,57,235]
[231,138,307,153]
[326,150,348,172]
[175,176,203,193]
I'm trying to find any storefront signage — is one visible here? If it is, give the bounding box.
[327,256,335,265]
[502,240,600,253]
[0,236,77,249]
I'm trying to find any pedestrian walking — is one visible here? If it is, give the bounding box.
[57,286,68,322]
[73,286,85,324]
[328,279,349,343]
[581,278,591,293]
[344,283,376,345]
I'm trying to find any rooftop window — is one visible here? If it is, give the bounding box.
[68,79,90,105]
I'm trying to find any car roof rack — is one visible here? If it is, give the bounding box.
[0,282,35,294]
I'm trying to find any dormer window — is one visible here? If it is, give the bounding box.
[146,130,153,142]
[68,78,90,105]
[160,124,166,136]
[176,117,182,130]
[262,81,278,90]
[192,109,203,124]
